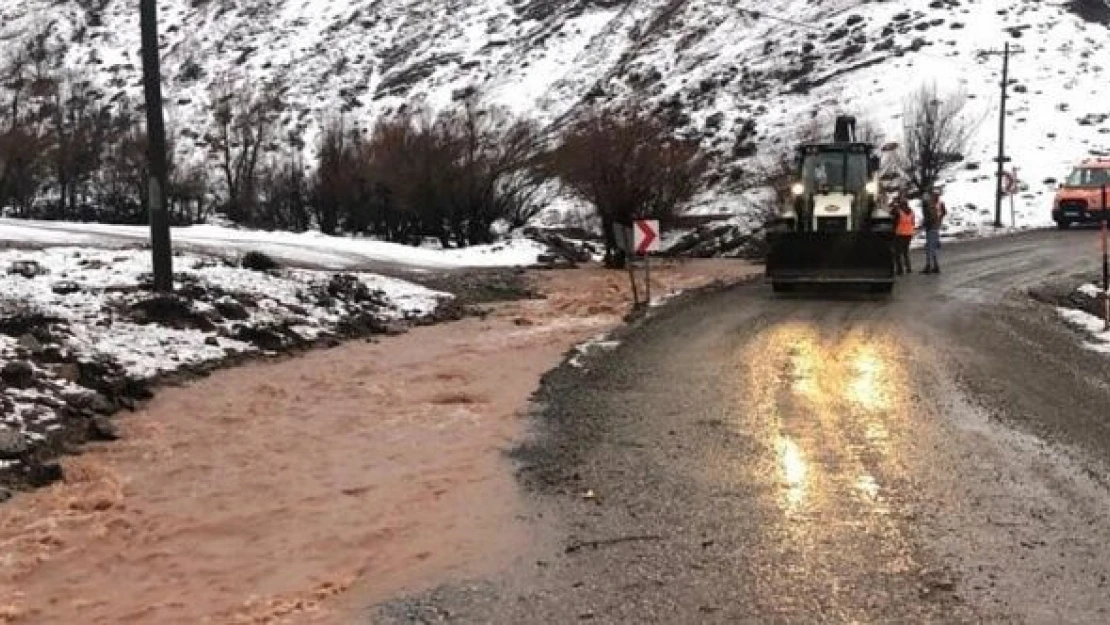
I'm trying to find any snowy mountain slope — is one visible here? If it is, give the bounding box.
[1,0,1108,229]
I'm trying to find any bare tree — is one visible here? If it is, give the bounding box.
[258,148,310,232]
[898,84,973,195]
[0,51,47,215]
[549,107,707,266]
[351,104,545,246]
[434,103,544,245]
[45,71,114,218]
[311,117,360,235]
[207,77,284,222]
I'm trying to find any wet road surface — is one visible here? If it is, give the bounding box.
[372,229,1110,623]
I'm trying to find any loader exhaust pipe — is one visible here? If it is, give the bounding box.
[834,116,857,143]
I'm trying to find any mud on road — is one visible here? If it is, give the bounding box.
[0,259,753,624]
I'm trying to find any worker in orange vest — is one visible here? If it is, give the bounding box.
[891,192,915,275]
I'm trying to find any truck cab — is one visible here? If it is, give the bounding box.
[1053,158,1110,229]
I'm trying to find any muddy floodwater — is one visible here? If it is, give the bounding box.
[0,260,750,624]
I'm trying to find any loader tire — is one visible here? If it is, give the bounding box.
[772,282,795,294]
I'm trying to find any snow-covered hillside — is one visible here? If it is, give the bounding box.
[2,0,1108,228]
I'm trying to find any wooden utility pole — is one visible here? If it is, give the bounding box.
[981,43,1023,229]
[140,0,173,291]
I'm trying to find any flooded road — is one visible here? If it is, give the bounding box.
[379,230,1110,623]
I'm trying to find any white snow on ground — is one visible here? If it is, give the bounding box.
[0,219,548,270]
[1079,283,1106,299]
[0,247,449,461]
[1058,306,1110,354]
[567,334,621,369]
[0,247,445,378]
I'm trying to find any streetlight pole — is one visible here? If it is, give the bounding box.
[140,0,173,292]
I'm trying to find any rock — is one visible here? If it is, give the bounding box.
[90,393,118,415]
[215,299,250,321]
[0,487,11,503]
[1,360,35,389]
[26,461,64,487]
[130,295,216,332]
[536,254,576,269]
[383,323,408,336]
[205,336,220,347]
[7,260,46,278]
[241,250,280,271]
[17,333,43,354]
[52,280,82,295]
[0,427,28,459]
[523,229,595,263]
[0,309,63,338]
[41,346,66,363]
[89,416,120,441]
[231,325,288,351]
[55,362,80,383]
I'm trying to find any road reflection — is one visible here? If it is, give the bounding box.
[847,347,887,411]
[745,322,910,517]
[776,436,808,512]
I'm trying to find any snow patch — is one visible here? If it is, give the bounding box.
[568,333,621,369]
[0,220,548,270]
[1058,306,1110,353]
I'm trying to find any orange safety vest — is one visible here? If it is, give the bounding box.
[895,208,915,236]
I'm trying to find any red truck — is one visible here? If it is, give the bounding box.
[1053,158,1110,229]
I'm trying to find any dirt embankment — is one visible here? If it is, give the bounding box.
[0,259,756,625]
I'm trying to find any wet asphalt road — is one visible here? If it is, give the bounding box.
[377,230,1110,624]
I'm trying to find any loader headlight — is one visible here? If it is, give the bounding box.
[865,181,879,195]
[791,182,805,196]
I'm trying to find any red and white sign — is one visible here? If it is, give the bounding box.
[1001,170,1017,195]
[634,219,660,255]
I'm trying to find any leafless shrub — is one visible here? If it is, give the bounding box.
[898,84,973,195]
[207,77,285,223]
[549,106,707,266]
[309,103,547,246]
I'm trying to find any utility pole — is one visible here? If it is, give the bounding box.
[981,43,1023,229]
[140,0,173,292]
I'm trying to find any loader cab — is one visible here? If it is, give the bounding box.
[786,143,884,233]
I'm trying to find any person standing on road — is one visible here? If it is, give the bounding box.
[922,190,947,274]
[891,192,915,275]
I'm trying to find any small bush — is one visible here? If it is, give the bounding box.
[240,250,280,271]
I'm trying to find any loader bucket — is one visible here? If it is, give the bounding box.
[766,232,894,287]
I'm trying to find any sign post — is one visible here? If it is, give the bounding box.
[634,219,660,305]
[1008,168,1018,228]
[613,223,639,306]
[1103,183,1109,331]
